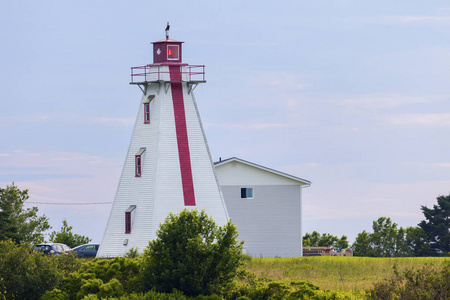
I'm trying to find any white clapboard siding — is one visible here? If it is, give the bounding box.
[97,65,228,257]
[215,158,311,258]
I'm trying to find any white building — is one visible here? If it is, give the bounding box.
[215,157,311,258]
[97,27,310,258]
[97,28,229,257]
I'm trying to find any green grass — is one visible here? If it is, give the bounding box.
[242,256,450,293]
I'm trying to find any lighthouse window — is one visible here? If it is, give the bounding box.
[144,103,150,123]
[143,95,154,124]
[167,45,179,60]
[125,205,136,234]
[241,188,254,199]
[135,156,141,177]
[135,147,146,177]
[125,213,131,233]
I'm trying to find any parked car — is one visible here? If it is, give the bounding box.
[34,243,71,256]
[71,243,100,258]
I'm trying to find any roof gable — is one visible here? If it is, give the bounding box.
[214,157,311,186]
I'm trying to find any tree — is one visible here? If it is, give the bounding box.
[352,217,425,257]
[370,217,400,257]
[0,183,51,244]
[335,235,349,250]
[0,239,80,299]
[140,209,244,296]
[302,231,320,247]
[353,217,401,257]
[353,230,373,257]
[0,200,20,242]
[404,226,430,257]
[419,194,450,255]
[303,231,349,251]
[49,219,91,248]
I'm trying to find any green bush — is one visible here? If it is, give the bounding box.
[114,289,188,299]
[0,239,72,300]
[98,278,124,299]
[140,209,243,296]
[367,262,450,300]
[124,247,140,258]
[44,257,141,299]
[226,270,354,300]
[41,289,70,300]
[78,278,103,299]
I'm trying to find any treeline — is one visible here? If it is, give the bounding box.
[0,183,91,248]
[2,181,450,257]
[303,194,450,257]
[1,209,356,299]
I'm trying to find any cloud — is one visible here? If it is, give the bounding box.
[336,94,434,109]
[93,117,134,126]
[206,122,289,130]
[385,113,450,126]
[1,114,134,126]
[248,72,306,92]
[426,163,450,168]
[0,150,119,179]
[0,154,10,157]
[373,15,450,25]
[306,163,320,167]
[35,114,135,126]
[50,152,102,163]
[37,114,51,120]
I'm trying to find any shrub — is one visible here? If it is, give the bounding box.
[44,257,141,299]
[77,278,103,299]
[124,247,140,258]
[0,239,68,300]
[140,209,243,296]
[367,262,450,299]
[98,278,124,299]
[112,289,188,299]
[41,289,70,300]
[226,270,354,300]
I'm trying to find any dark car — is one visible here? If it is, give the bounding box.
[71,243,100,258]
[34,243,71,256]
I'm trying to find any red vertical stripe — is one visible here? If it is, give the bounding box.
[169,66,196,206]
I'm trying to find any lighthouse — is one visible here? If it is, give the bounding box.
[97,26,229,257]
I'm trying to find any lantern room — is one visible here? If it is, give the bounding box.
[152,39,184,64]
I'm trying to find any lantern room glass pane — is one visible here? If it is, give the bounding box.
[167,45,179,60]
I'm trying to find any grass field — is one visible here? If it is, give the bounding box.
[243,256,450,293]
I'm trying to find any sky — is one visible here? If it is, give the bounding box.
[1,0,450,245]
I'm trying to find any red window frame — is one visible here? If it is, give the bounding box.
[144,103,150,123]
[135,155,142,177]
[125,212,131,234]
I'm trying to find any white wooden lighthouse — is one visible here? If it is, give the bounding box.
[97,26,229,257]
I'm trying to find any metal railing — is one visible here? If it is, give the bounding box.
[130,65,205,83]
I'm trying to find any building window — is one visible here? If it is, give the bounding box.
[241,187,254,199]
[125,213,131,233]
[143,95,154,124]
[135,147,146,177]
[125,205,136,234]
[135,156,142,177]
[144,103,150,123]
